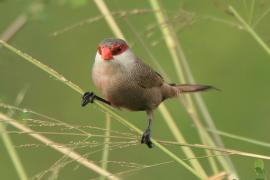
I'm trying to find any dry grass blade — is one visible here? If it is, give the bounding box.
[94,0,125,40]
[0,113,120,180]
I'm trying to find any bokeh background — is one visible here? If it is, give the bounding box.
[1,0,270,179]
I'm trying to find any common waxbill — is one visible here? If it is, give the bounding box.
[82,38,214,148]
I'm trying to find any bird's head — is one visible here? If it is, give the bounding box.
[96,38,135,63]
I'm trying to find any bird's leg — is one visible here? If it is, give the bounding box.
[81,92,111,107]
[141,111,154,148]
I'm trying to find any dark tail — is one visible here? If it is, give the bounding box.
[170,84,219,93]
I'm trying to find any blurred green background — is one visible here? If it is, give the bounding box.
[1,0,270,179]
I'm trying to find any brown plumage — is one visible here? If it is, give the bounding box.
[82,38,215,148]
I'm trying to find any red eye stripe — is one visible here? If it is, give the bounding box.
[97,44,128,56]
[111,44,128,56]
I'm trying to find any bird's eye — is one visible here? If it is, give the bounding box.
[112,47,122,55]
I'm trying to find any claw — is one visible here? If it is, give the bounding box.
[141,129,154,148]
[81,92,95,107]
[82,92,111,107]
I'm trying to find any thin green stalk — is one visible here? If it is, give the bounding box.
[93,0,124,40]
[252,7,270,29]
[0,125,28,180]
[242,0,249,19]
[253,6,270,28]
[209,129,270,148]
[249,0,256,25]
[0,14,28,180]
[148,0,186,84]
[1,88,29,180]
[0,40,204,179]
[229,6,270,57]
[100,114,111,180]
[93,0,207,178]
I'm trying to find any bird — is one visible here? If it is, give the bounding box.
[82,38,215,148]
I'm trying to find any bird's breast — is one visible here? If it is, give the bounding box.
[92,62,125,96]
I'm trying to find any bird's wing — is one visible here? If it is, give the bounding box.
[133,59,164,88]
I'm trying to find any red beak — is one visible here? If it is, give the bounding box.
[101,47,113,61]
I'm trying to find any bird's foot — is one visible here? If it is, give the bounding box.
[81,92,96,107]
[141,128,154,148]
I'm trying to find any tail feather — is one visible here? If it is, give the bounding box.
[171,84,218,93]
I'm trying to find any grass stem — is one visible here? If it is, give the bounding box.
[253,6,270,28]
[209,129,270,148]
[0,14,28,180]
[94,0,125,40]
[159,140,270,160]
[0,125,28,180]
[249,0,256,25]
[100,114,111,180]
[158,104,208,178]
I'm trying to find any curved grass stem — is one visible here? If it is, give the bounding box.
[0,40,204,179]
